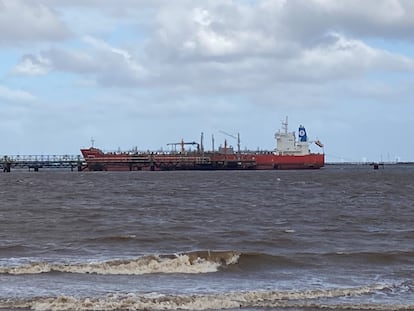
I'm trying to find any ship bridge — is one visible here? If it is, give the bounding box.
[275,118,310,156]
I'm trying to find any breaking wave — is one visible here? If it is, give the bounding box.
[0,250,240,275]
[2,284,412,311]
[2,249,413,276]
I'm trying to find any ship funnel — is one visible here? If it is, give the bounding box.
[298,125,307,142]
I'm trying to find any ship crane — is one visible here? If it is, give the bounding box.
[219,130,241,156]
[167,140,199,153]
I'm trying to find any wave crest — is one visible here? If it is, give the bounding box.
[1,284,409,311]
[0,250,240,275]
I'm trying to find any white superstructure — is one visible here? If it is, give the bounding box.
[275,117,310,155]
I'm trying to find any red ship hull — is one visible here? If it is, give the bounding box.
[254,153,324,170]
[80,148,324,171]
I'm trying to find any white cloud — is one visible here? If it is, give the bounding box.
[8,0,414,95]
[150,2,280,60]
[13,55,52,76]
[12,36,149,86]
[39,0,163,12]
[81,36,147,78]
[287,33,414,81]
[21,0,414,43]
[0,85,35,101]
[0,0,70,45]
[263,0,414,41]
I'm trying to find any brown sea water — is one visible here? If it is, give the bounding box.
[0,165,413,310]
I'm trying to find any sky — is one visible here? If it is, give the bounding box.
[1,0,414,163]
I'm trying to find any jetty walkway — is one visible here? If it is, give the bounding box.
[1,155,84,172]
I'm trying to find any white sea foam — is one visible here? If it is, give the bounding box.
[1,284,409,311]
[0,251,240,275]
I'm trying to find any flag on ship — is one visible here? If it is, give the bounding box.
[315,140,324,148]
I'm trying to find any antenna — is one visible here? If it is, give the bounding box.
[91,137,95,148]
[282,116,288,134]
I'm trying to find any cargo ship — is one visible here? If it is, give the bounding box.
[80,118,324,171]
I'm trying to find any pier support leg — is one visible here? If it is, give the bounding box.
[3,163,11,172]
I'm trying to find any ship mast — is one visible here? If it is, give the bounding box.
[282,116,288,134]
[200,132,204,153]
[200,132,205,163]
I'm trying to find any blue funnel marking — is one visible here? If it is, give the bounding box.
[298,126,307,142]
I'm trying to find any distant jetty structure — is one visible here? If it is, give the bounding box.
[1,155,84,172]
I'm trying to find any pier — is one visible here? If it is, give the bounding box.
[1,155,85,172]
